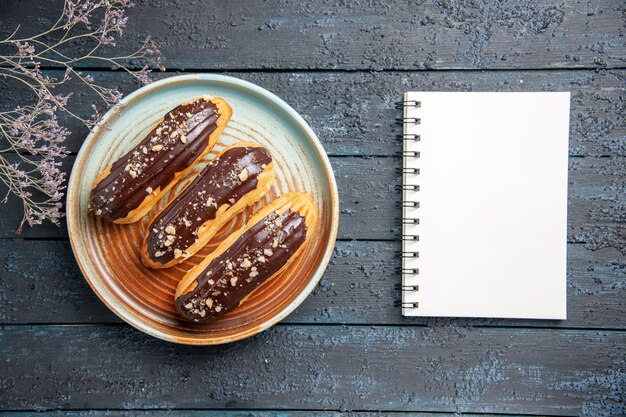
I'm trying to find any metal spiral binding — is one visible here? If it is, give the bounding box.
[394,283,420,291]
[401,167,420,175]
[394,300,420,308]
[400,98,421,310]
[395,100,422,110]
[396,117,421,125]
[396,133,421,141]
[399,184,420,191]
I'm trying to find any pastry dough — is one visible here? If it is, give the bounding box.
[89,96,232,224]
[141,142,276,269]
[175,193,318,322]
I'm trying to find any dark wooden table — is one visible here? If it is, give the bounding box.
[1,1,625,416]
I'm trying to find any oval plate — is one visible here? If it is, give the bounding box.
[67,74,339,345]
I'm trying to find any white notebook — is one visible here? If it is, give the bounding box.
[401,92,570,319]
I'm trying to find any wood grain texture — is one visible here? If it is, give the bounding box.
[1,325,624,415]
[0,413,533,417]
[1,70,624,157]
[1,240,624,329]
[1,155,624,252]
[0,0,624,71]
[1,2,625,415]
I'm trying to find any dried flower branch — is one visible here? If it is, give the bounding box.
[0,0,163,233]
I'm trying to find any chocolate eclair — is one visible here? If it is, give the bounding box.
[175,193,318,323]
[89,96,232,224]
[141,142,276,269]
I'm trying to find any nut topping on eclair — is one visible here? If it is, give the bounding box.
[89,96,231,223]
[142,142,275,268]
[175,193,317,322]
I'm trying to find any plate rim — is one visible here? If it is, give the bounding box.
[66,73,339,345]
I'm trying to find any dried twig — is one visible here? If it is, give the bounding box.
[0,0,163,233]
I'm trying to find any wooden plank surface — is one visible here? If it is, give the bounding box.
[1,240,624,329]
[1,1,625,416]
[0,413,532,417]
[1,325,624,415]
[1,155,623,252]
[1,0,624,71]
[0,413,531,417]
[2,70,625,158]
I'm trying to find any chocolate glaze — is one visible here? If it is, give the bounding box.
[175,209,307,322]
[146,146,273,265]
[89,98,220,221]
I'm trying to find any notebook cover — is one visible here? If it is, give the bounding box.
[402,92,570,319]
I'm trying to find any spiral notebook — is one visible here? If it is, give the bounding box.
[401,92,570,319]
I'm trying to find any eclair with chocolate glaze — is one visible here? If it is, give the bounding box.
[141,142,276,269]
[175,193,317,323]
[89,96,232,224]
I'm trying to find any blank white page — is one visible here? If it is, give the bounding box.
[402,92,569,319]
